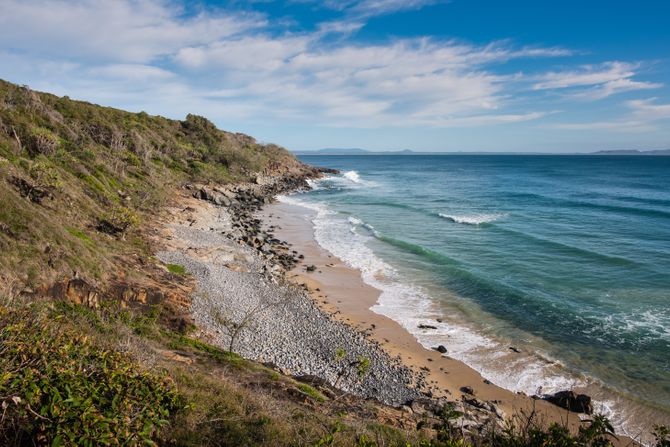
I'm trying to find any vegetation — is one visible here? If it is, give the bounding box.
[0,300,431,446]
[0,303,182,446]
[0,79,301,288]
[166,263,186,275]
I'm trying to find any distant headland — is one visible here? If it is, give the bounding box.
[293,148,670,156]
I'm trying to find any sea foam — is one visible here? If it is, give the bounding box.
[276,194,651,439]
[438,212,507,225]
[278,195,582,394]
[307,170,378,191]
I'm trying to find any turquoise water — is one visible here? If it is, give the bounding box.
[287,155,670,436]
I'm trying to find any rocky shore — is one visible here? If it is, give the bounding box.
[157,171,505,430]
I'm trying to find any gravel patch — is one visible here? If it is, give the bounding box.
[158,203,422,406]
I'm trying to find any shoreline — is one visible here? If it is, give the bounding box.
[259,202,585,423]
[156,179,473,406]
[260,199,653,445]
[156,171,645,445]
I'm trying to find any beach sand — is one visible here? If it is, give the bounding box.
[258,201,600,433]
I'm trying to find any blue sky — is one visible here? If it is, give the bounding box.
[1,0,669,152]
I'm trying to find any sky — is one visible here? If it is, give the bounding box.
[1,0,669,153]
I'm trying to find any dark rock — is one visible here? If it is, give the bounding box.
[418,324,438,330]
[198,187,213,201]
[460,386,475,395]
[509,346,521,353]
[432,345,448,354]
[542,390,593,414]
[305,265,316,272]
[10,176,52,203]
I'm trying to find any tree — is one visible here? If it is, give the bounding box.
[332,347,371,389]
[208,288,289,354]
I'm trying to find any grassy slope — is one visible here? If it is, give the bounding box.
[0,80,666,446]
[0,78,301,289]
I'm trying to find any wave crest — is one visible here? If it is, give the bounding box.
[307,170,377,191]
[343,170,362,183]
[438,213,507,225]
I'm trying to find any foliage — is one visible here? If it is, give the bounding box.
[98,206,140,235]
[653,425,670,447]
[166,263,186,275]
[356,356,371,378]
[0,304,183,446]
[296,383,326,402]
[27,159,63,191]
[0,78,301,287]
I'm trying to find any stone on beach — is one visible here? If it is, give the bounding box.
[542,390,593,414]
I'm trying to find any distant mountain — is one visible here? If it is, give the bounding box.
[293,148,670,156]
[293,148,415,155]
[592,149,670,156]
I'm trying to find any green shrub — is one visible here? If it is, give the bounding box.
[27,127,60,157]
[653,425,670,447]
[98,206,140,235]
[0,304,183,446]
[297,383,326,403]
[166,263,186,275]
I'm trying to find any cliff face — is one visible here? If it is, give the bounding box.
[0,79,308,293]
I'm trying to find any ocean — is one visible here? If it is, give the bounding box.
[281,154,670,438]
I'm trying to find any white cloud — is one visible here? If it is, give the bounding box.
[628,98,670,120]
[298,0,444,17]
[571,78,661,100]
[533,62,661,99]
[316,20,366,35]
[554,98,670,132]
[175,35,310,72]
[89,64,175,81]
[0,0,264,63]
[1,0,662,135]
[348,0,443,16]
[169,36,564,127]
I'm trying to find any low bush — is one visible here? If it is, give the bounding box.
[166,263,186,275]
[0,304,183,446]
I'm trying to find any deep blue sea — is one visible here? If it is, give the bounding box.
[285,155,670,436]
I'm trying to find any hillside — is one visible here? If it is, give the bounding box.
[0,79,310,290]
[0,80,441,446]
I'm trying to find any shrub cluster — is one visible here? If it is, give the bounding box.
[0,304,183,446]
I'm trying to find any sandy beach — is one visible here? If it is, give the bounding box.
[259,201,619,435]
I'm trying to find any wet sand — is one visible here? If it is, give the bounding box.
[259,201,606,435]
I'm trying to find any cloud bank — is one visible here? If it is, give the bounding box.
[0,0,665,137]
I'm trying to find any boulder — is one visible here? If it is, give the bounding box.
[542,390,593,414]
[418,324,438,330]
[460,386,475,395]
[432,345,448,354]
